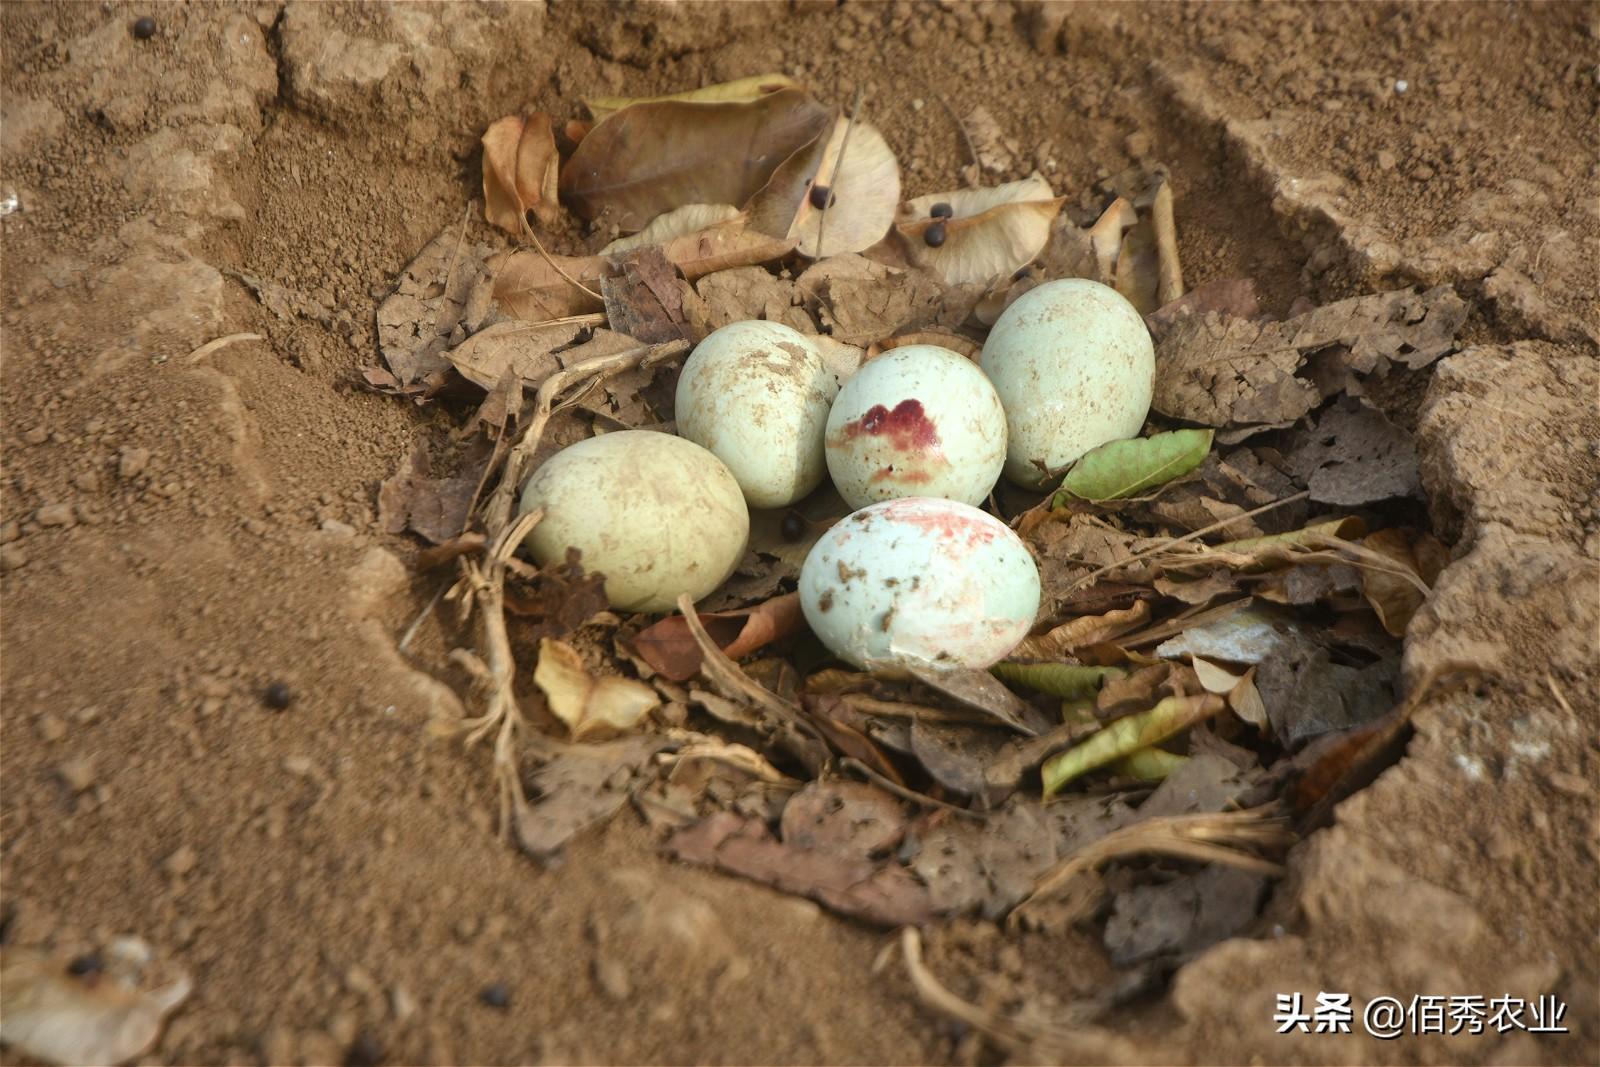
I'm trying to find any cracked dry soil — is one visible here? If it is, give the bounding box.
[1,2,1596,1065]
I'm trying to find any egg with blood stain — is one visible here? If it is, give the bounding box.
[799,497,1040,670]
[823,344,1007,511]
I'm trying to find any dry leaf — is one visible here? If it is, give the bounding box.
[601,204,741,254]
[790,118,901,258]
[1013,601,1151,660]
[1153,286,1468,427]
[963,105,1015,176]
[560,89,833,232]
[585,73,799,124]
[534,638,660,740]
[377,443,477,544]
[488,248,607,322]
[1286,400,1422,506]
[1358,528,1431,637]
[442,320,589,390]
[631,593,806,681]
[601,246,696,344]
[515,734,673,861]
[377,226,498,387]
[868,330,981,360]
[503,546,611,642]
[693,266,813,335]
[1146,278,1261,341]
[482,113,561,234]
[806,260,978,347]
[0,943,192,1067]
[897,175,1067,287]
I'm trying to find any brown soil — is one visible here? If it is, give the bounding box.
[2,2,1596,1065]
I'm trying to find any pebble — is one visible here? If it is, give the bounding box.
[343,1032,385,1067]
[390,985,417,1025]
[57,757,97,792]
[163,844,198,878]
[320,518,357,537]
[37,714,66,741]
[118,447,151,479]
[1410,164,1436,182]
[23,426,48,445]
[1377,149,1398,171]
[594,958,632,1001]
[0,521,18,543]
[263,680,293,710]
[1124,131,1152,158]
[478,983,511,1009]
[0,545,27,572]
[35,503,76,527]
[73,471,101,493]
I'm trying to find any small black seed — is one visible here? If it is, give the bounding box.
[131,16,157,39]
[780,512,806,542]
[263,681,293,710]
[342,1032,385,1067]
[808,183,834,210]
[923,221,947,248]
[67,953,103,976]
[929,202,954,219]
[479,983,511,1009]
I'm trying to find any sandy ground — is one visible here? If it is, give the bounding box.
[1,2,1597,1064]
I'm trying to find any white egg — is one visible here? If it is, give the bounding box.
[519,431,748,613]
[675,320,837,508]
[799,497,1040,670]
[824,345,1007,511]
[980,279,1155,489]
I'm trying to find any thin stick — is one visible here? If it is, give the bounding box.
[1060,490,1311,596]
[1546,672,1576,716]
[676,592,829,745]
[840,758,986,820]
[934,92,979,185]
[441,201,473,300]
[397,579,451,654]
[187,332,264,364]
[521,215,602,301]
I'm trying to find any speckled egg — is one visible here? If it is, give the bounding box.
[979,279,1155,489]
[823,345,1007,511]
[518,431,748,613]
[798,497,1040,670]
[675,320,837,509]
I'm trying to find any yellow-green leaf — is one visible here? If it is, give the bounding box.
[1042,693,1223,797]
[1111,747,1188,781]
[1055,429,1213,503]
[991,662,1125,699]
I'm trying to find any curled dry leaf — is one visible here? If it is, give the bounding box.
[631,592,806,682]
[443,320,589,390]
[585,73,800,124]
[1286,400,1422,506]
[377,443,477,545]
[560,88,833,233]
[0,944,192,1067]
[482,113,561,235]
[515,734,674,862]
[897,175,1067,287]
[533,637,660,740]
[601,204,741,254]
[1357,528,1437,637]
[868,330,981,361]
[1012,601,1151,660]
[377,225,498,387]
[791,118,901,259]
[489,248,606,322]
[991,662,1126,700]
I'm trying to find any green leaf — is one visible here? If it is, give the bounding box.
[991,662,1125,699]
[1054,429,1214,503]
[1111,747,1188,781]
[1042,693,1224,797]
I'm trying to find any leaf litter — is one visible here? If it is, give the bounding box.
[359,69,1479,1057]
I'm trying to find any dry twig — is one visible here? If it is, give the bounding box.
[186,332,264,365]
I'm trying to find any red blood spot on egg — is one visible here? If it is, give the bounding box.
[841,399,940,452]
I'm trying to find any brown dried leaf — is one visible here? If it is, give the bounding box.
[790,118,901,259]
[482,113,561,234]
[489,248,607,322]
[779,779,908,861]
[1358,528,1431,637]
[503,546,610,642]
[601,203,741,254]
[533,638,660,740]
[559,89,834,232]
[584,73,800,124]
[693,266,814,335]
[377,444,476,544]
[1013,601,1151,660]
[1153,286,1468,427]
[514,734,673,862]
[669,810,938,927]
[809,261,979,348]
[442,320,589,390]
[1145,278,1261,342]
[631,593,806,682]
[378,226,498,386]
[601,246,696,344]
[1286,400,1422,506]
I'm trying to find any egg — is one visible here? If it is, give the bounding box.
[675,320,837,508]
[979,279,1155,489]
[823,345,1007,511]
[799,497,1040,670]
[519,431,748,612]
